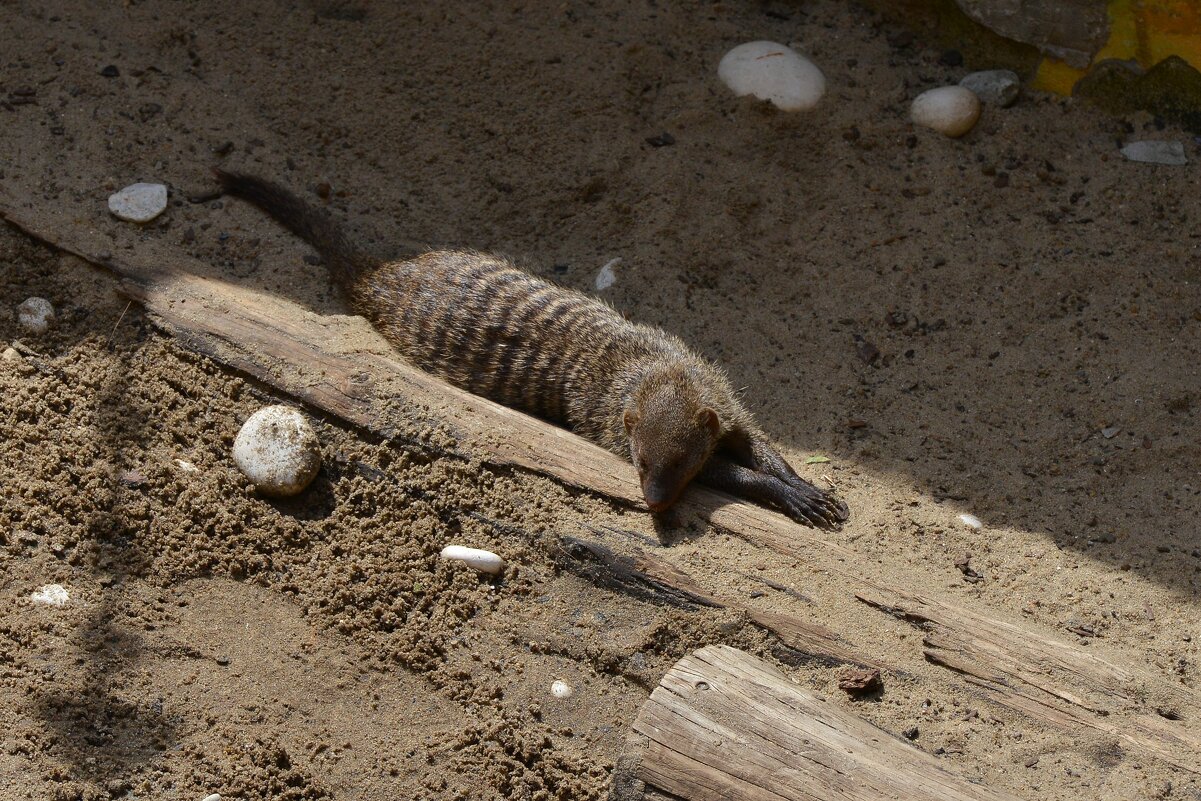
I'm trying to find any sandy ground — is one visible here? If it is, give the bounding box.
[1,1,1199,799]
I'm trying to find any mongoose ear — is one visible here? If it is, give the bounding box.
[696,407,720,437]
[623,409,639,435]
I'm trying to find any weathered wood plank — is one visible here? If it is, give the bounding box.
[558,534,881,669]
[4,197,1200,778]
[0,198,650,501]
[856,585,1201,774]
[623,645,1021,801]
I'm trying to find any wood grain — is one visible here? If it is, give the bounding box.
[857,585,1201,774]
[3,196,1199,778]
[623,645,1021,801]
[559,533,880,669]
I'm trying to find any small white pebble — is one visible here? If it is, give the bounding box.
[232,406,322,497]
[108,182,169,223]
[718,41,825,111]
[551,680,574,699]
[2,346,22,362]
[201,794,222,801]
[911,86,981,138]
[595,258,620,291]
[1121,140,1187,166]
[174,458,199,473]
[16,297,54,334]
[958,513,983,529]
[30,584,70,606]
[440,545,505,575]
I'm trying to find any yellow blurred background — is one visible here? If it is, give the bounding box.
[1035,0,1201,93]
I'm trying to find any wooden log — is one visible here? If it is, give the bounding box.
[617,645,1021,801]
[557,533,881,669]
[0,193,864,535]
[3,196,1199,777]
[856,585,1201,775]
[0,198,648,503]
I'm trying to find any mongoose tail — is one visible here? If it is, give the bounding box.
[212,168,375,289]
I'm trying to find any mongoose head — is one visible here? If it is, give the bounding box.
[623,368,722,512]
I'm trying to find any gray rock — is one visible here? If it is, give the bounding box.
[1120,140,1188,166]
[16,297,54,334]
[959,70,1021,107]
[108,182,168,223]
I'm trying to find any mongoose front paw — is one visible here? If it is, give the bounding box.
[778,485,848,529]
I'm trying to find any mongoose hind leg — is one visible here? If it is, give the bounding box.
[699,456,846,529]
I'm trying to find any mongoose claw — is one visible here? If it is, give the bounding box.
[776,475,849,529]
[779,488,848,530]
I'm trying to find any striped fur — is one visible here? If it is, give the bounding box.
[349,248,751,458]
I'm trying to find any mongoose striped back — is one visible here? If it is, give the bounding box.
[358,249,699,453]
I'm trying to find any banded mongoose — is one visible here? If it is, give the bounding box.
[214,170,848,528]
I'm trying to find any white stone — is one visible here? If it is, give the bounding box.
[911,86,981,138]
[440,545,505,575]
[30,584,70,606]
[550,680,574,699]
[595,258,620,291]
[232,405,322,497]
[16,297,54,334]
[201,794,222,801]
[108,182,168,223]
[1121,140,1187,166]
[2,346,22,362]
[718,41,826,112]
[959,70,1020,107]
[958,513,983,529]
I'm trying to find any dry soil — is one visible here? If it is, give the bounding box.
[1,2,1199,800]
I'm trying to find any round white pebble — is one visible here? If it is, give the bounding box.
[911,86,981,138]
[718,41,826,112]
[108,182,168,223]
[232,405,322,497]
[201,794,222,801]
[551,680,574,699]
[440,545,505,575]
[959,513,983,529]
[16,297,54,334]
[30,584,70,606]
